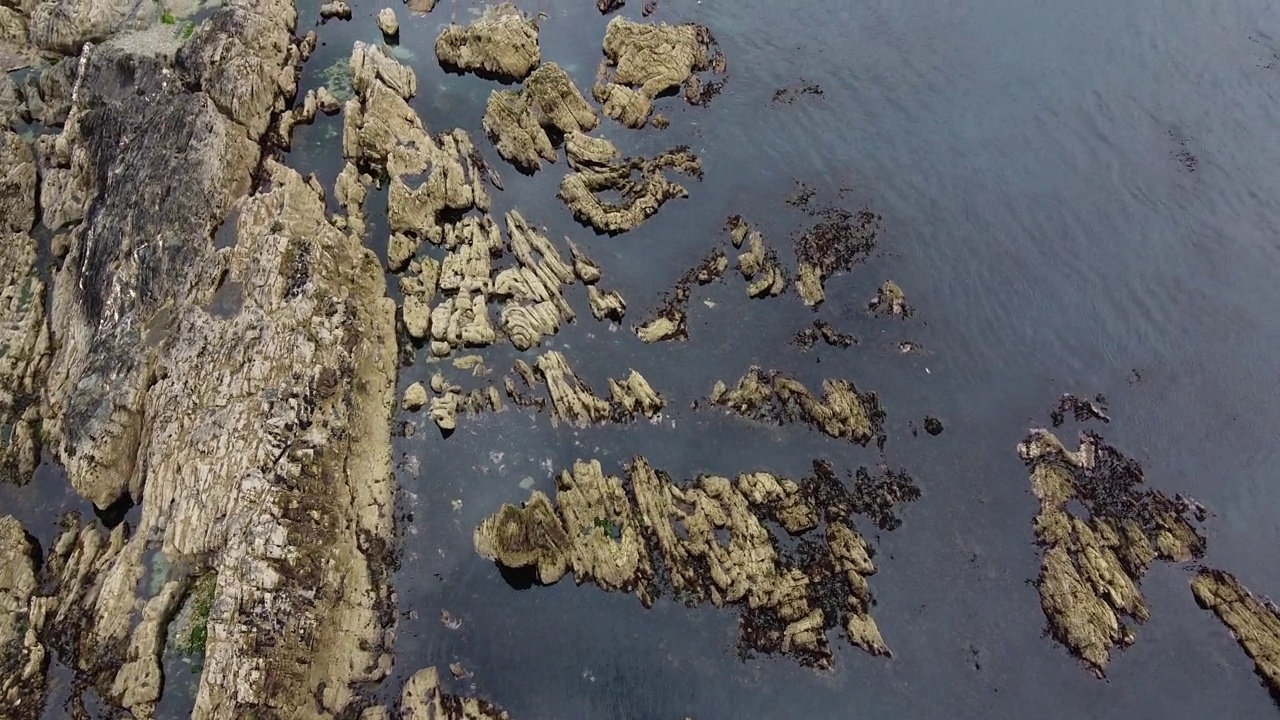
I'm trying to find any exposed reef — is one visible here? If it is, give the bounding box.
[633,248,726,342]
[504,351,664,426]
[709,367,886,445]
[435,3,540,82]
[483,62,598,172]
[793,206,882,307]
[1018,429,1205,676]
[475,457,902,667]
[559,133,702,233]
[592,17,727,127]
[1191,568,1280,701]
[868,279,912,318]
[793,319,856,350]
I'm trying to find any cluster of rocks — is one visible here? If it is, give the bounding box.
[474,457,894,667]
[592,17,727,127]
[504,351,664,426]
[709,367,886,446]
[1017,429,1206,675]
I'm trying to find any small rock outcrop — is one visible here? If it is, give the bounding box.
[504,352,664,426]
[793,207,882,307]
[1018,429,1206,676]
[558,133,701,233]
[1190,568,1280,700]
[0,515,41,713]
[868,279,912,317]
[709,367,885,445]
[435,3,540,82]
[377,8,399,37]
[475,457,895,668]
[482,63,598,172]
[593,17,727,127]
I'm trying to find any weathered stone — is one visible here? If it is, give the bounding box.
[607,370,663,419]
[482,63,597,172]
[1191,568,1280,700]
[403,382,428,411]
[474,490,571,584]
[493,211,574,349]
[530,351,611,427]
[435,3,539,82]
[869,279,912,317]
[376,8,399,37]
[0,515,42,716]
[564,129,619,171]
[793,207,881,307]
[592,17,725,127]
[1018,429,1206,676]
[566,239,602,284]
[587,285,626,321]
[400,666,512,720]
[320,1,352,21]
[558,139,701,234]
[399,256,439,340]
[709,367,885,445]
[276,87,320,149]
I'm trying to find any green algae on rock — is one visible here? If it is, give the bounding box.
[709,367,886,445]
[435,3,540,82]
[482,62,598,172]
[474,457,893,668]
[593,17,727,128]
[1018,429,1206,677]
[1190,568,1280,701]
[559,133,702,233]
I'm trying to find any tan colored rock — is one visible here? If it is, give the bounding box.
[733,219,786,297]
[1191,568,1280,698]
[407,0,438,13]
[607,370,664,419]
[477,456,888,667]
[430,390,459,430]
[482,63,597,172]
[793,208,882,307]
[593,17,725,127]
[710,367,884,445]
[1018,429,1206,676]
[377,8,399,37]
[435,3,540,82]
[0,515,43,715]
[531,351,612,427]
[403,382,428,411]
[869,279,912,317]
[492,211,575,350]
[320,1,352,21]
[567,239,602,284]
[559,142,701,234]
[399,256,440,340]
[400,666,512,720]
[276,88,320,149]
[587,285,626,321]
[635,315,680,343]
[564,130,620,171]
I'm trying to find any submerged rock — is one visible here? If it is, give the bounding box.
[435,3,540,82]
[1190,568,1280,700]
[868,279,913,317]
[559,135,701,233]
[482,62,597,172]
[593,17,726,127]
[1018,429,1206,676]
[633,247,726,342]
[475,456,894,668]
[709,367,886,445]
[792,319,855,350]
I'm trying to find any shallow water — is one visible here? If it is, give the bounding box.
[306,0,1280,717]
[10,0,1280,716]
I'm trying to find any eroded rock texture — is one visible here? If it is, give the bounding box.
[475,457,896,668]
[593,17,726,127]
[435,3,540,82]
[1191,568,1280,701]
[559,132,701,234]
[504,351,664,426]
[0,515,41,716]
[1018,429,1205,676]
[709,367,885,445]
[483,62,597,172]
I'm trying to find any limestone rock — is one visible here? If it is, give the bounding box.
[482,63,597,172]
[558,140,701,234]
[709,367,885,445]
[435,3,540,82]
[377,8,399,37]
[476,456,891,668]
[1191,568,1280,699]
[1018,429,1206,676]
[592,17,726,127]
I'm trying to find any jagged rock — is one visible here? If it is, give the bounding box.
[351,41,417,101]
[429,292,496,356]
[26,0,172,53]
[435,3,540,82]
[631,248,724,342]
[564,129,620,171]
[1018,429,1206,676]
[792,319,855,350]
[21,57,76,126]
[0,515,42,715]
[482,63,597,172]
[528,352,611,427]
[634,315,679,343]
[869,279,912,317]
[592,17,726,127]
[399,256,439,340]
[0,74,20,128]
[476,456,890,667]
[399,666,512,720]
[377,8,399,37]
[607,370,663,419]
[566,239,602,283]
[793,207,881,307]
[1191,568,1280,699]
[388,231,420,272]
[558,139,701,233]
[733,218,786,297]
[320,1,352,21]
[709,367,885,444]
[403,382,428,411]
[492,211,574,349]
[0,223,49,484]
[430,390,459,430]
[587,285,626,321]
[316,86,342,114]
[407,0,438,13]
[276,88,320,148]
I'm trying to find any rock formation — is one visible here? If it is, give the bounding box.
[709,367,885,445]
[482,62,597,172]
[506,351,664,426]
[1190,568,1280,700]
[475,457,894,668]
[1018,429,1205,676]
[793,207,882,307]
[868,279,912,317]
[593,17,726,127]
[559,133,701,233]
[435,3,540,82]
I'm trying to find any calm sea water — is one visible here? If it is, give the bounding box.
[10,0,1280,717]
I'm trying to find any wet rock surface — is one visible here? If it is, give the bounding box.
[475,456,897,667]
[868,279,912,318]
[634,247,726,342]
[592,17,726,127]
[435,3,540,82]
[709,367,886,445]
[790,197,882,307]
[792,319,856,350]
[1191,568,1280,701]
[1018,428,1206,676]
